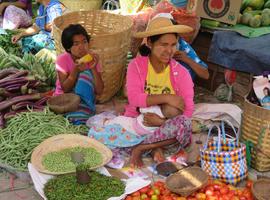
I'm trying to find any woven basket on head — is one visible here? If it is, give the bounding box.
[31,134,113,175]
[60,0,102,12]
[241,97,270,172]
[52,11,133,103]
[252,179,270,200]
[165,166,208,197]
[47,93,80,114]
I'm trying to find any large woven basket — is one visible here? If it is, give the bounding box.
[52,11,133,102]
[60,0,102,12]
[31,134,113,175]
[251,179,270,200]
[165,166,208,197]
[241,97,270,171]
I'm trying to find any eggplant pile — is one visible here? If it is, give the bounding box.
[0,68,49,128]
[0,47,56,87]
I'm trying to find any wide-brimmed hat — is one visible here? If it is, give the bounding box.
[134,16,193,38]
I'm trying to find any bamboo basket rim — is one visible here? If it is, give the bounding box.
[31,134,113,175]
[165,166,208,197]
[53,10,133,38]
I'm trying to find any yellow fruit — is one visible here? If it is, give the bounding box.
[78,54,93,64]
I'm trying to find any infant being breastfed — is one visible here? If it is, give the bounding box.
[134,104,183,135]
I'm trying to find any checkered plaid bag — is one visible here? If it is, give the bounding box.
[200,121,247,184]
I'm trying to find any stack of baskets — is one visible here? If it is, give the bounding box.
[241,97,270,171]
[60,0,102,12]
[52,11,133,102]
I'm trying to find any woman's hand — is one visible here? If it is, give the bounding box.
[143,113,166,127]
[11,34,22,44]
[167,95,185,111]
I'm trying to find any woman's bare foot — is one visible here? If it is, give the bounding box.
[152,148,165,163]
[130,145,144,168]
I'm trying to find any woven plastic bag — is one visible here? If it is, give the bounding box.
[200,121,247,185]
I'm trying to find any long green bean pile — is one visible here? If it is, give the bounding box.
[44,171,125,200]
[42,147,103,172]
[0,109,88,171]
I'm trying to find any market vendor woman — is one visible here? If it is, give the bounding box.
[11,0,62,54]
[54,24,103,125]
[125,16,194,167]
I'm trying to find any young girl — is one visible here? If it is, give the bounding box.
[54,24,104,124]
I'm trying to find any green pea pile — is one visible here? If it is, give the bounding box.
[42,147,103,172]
[44,171,125,200]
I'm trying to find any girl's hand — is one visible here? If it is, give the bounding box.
[173,50,189,63]
[167,95,185,111]
[88,52,99,70]
[74,62,88,72]
[143,113,165,127]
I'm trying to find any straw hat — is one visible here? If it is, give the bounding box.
[134,16,193,38]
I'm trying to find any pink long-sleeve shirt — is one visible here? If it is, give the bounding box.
[124,56,194,118]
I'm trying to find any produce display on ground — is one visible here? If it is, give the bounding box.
[0,109,88,171]
[44,171,125,200]
[125,180,254,200]
[0,29,22,57]
[42,147,103,173]
[0,47,56,87]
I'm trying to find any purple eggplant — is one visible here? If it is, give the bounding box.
[0,93,41,111]
[0,112,4,129]
[0,68,19,80]
[4,108,44,120]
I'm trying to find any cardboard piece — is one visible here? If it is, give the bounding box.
[187,0,242,25]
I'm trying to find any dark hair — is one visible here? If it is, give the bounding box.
[263,87,270,96]
[138,19,178,56]
[61,24,90,53]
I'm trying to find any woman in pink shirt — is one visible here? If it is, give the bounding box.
[125,16,194,167]
[0,0,32,30]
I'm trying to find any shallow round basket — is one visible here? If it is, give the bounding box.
[165,166,208,197]
[31,134,113,175]
[52,10,133,102]
[47,93,80,114]
[252,179,270,200]
[60,0,102,12]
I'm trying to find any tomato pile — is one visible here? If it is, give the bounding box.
[125,180,254,200]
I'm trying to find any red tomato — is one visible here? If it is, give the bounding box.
[162,196,174,200]
[196,192,207,200]
[147,190,155,197]
[220,186,229,195]
[175,197,187,200]
[246,180,253,189]
[131,191,140,197]
[125,196,132,200]
[213,184,221,191]
[205,189,214,196]
[154,181,165,188]
[140,186,151,193]
[239,196,247,200]
[132,196,141,200]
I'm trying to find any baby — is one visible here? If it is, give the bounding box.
[104,104,182,136]
[133,104,183,135]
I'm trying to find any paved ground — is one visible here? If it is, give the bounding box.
[1,87,269,199]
